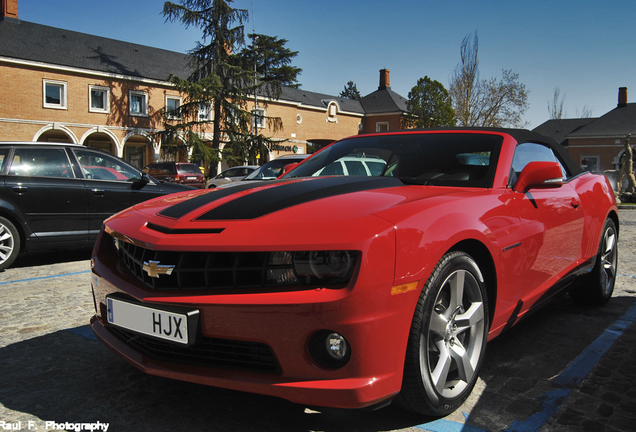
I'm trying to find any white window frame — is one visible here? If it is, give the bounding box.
[252,108,266,129]
[129,90,148,117]
[165,95,182,120]
[89,85,110,113]
[43,79,67,110]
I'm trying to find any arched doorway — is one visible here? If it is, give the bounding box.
[83,132,116,154]
[123,135,153,169]
[34,124,77,143]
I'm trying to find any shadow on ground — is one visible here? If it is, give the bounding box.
[1,294,634,432]
[9,248,92,269]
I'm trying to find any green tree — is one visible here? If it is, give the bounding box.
[339,81,361,100]
[160,0,301,172]
[449,32,528,127]
[404,76,455,128]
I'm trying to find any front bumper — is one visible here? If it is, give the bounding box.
[91,313,401,409]
[90,225,422,409]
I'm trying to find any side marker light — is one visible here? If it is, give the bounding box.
[391,281,419,295]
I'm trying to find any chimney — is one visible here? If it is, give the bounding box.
[379,69,391,90]
[2,0,18,20]
[618,87,628,107]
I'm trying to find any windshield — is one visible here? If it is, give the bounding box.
[280,133,502,188]
[177,163,201,174]
[244,159,297,180]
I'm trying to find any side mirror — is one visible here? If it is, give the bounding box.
[513,161,564,193]
[132,172,151,189]
[281,162,299,175]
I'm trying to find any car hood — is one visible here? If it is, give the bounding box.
[105,176,465,249]
[133,177,413,221]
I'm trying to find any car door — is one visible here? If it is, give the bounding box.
[507,143,585,310]
[3,146,90,244]
[71,148,168,240]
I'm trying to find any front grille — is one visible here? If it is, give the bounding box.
[109,327,281,373]
[115,238,293,291]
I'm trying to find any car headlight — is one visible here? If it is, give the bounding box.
[267,251,357,286]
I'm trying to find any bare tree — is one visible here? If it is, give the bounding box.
[449,32,479,126]
[449,32,529,127]
[576,105,594,118]
[548,87,566,119]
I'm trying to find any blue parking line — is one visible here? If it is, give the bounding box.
[504,302,636,432]
[0,270,90,286]
[416,302,636,432]
[417,417,487,432]
[65,325,97,341]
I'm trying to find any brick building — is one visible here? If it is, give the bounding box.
[534,87,636,173]
[0,0,409,173]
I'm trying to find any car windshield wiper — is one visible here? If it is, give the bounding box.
[396,177,431,186]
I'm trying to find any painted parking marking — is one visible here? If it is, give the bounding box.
[503,302,636,432]
[417,416,487,432]
[416,302,636,432]
[65,325,97,341]
[0,270,90,286]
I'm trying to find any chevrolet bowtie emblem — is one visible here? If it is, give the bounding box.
[143,260,175,278]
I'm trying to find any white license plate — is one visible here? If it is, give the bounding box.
[107,297,197,345]
[186,176,197,180]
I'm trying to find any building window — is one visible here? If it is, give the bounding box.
[580,155,600,172]
[43,80,67,109]
[327,102,338,123]
[129,90,148,117]
[376,122,389,132]
[252,108,265,129]
[166,96,182,120]
[199,103,212,121]
[89,85,110,113]
[296,114,303,124]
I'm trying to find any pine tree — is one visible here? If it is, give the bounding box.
[160,0,301,172]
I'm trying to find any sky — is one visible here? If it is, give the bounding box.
[18,0,636,129]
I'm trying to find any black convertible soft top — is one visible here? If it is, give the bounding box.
[394,127,583,177]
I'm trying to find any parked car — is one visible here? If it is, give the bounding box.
[0,142,192,270]
[312,154,387,176]
[143,162,205,188]
[90,129,618,416]
[205,165,258,188]
[241,154,311,181]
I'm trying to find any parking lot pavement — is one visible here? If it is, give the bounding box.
[0,211,635,432]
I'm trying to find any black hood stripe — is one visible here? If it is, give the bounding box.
[197,176,403,220]
[158,182,265,219]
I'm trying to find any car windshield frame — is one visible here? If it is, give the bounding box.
[281,133,503,188]
[244,159,301,180]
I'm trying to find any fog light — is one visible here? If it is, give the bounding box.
[326,333,347,360]
[309,330,351,368]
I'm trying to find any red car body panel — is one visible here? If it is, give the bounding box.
[90,129,618,410]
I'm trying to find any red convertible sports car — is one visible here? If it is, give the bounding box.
[90,128,618,416]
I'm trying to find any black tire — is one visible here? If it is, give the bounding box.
[396,251,489,416]
[569,218,618,306]
[0,216,20,271]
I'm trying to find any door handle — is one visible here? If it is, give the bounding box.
[12,185,27,195]
[571,197,581,208]
[91,189,105,197]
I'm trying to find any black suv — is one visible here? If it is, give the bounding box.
[0,142,192,270]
